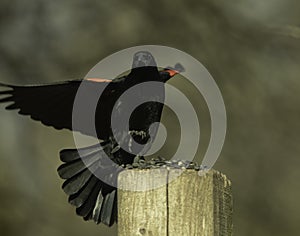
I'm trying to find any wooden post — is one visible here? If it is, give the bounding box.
[118,169,233,236]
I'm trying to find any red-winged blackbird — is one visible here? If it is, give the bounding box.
[0,51,184,226]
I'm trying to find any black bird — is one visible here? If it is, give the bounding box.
[0,51,184,226]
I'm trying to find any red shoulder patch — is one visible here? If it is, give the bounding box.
[86,78,112,83]
[165,69,179,77]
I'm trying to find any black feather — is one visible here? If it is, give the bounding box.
[92,190,105,224]
[76,183,101,217]
[68,176,98,208]
[62,168,93,195]
[100,190,117,226]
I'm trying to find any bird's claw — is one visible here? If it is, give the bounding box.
[133,155,145,164]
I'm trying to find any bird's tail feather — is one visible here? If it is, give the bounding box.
[57,142,119,226]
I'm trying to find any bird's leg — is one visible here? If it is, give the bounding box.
[110,131,128,154]
[128,130,148,164]
[110,135,121,154]
[111,130,149,157]
[111,145,120,154]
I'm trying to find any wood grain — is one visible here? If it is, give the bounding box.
[118,169,232,236]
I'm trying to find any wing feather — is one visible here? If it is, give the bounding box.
[0,80,114,138]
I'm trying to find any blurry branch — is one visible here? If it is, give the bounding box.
[267,25,300,39]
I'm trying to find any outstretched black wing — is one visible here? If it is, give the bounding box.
[0,79,115,138]
[0,66,183,139]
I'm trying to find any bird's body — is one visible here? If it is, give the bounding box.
[0,51,184,226]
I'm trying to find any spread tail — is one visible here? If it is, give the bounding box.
[57,142,120,226]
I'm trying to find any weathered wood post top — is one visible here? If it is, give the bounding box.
[118,167,233,236]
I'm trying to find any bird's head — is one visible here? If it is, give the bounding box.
[130,51,185,82]
[132,51,157,69]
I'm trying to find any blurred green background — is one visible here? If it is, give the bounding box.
[1,0,300,235]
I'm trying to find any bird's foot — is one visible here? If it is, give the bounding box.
[133,155,145,164]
